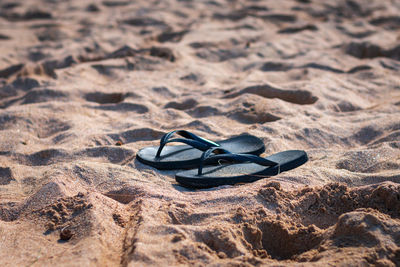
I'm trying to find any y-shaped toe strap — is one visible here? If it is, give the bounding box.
[156,130,220,158]
[198,147,279,176]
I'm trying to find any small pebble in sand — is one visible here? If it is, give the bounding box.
[47,222,55,231]
[115,141,123,146]
[60,228,73,241]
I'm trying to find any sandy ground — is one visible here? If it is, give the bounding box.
[0,0,400,266]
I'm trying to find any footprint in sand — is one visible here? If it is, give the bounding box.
[0,167,14,185]
[223,84,318,105]
[164,98,198,110]
[85,92,126,104]
[346,41,400,60]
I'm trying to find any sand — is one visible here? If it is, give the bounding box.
[0,0,400,266]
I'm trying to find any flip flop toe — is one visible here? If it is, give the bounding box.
[136,130,265,170]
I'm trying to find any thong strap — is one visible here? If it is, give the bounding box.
[156,130,220,158]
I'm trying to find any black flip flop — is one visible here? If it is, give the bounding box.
[136,130,265,170]
[175,147,308,188]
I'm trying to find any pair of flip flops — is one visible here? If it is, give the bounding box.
[137,130,308,188]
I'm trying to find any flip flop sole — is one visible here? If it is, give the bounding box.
[175,150,308,188]
[136,135,265,170]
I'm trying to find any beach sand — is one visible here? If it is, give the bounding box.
[0,0,400,266]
